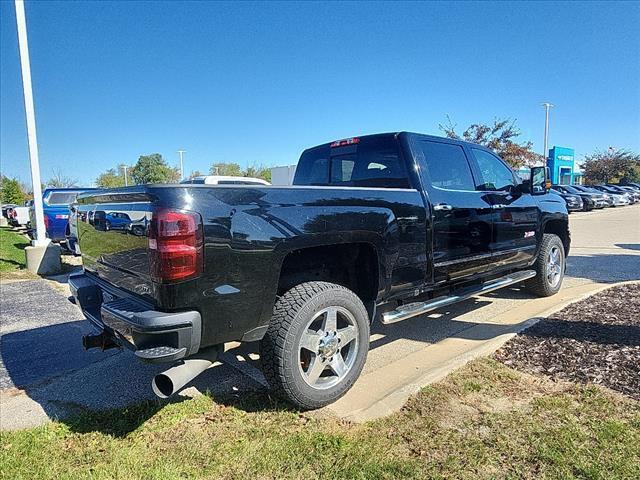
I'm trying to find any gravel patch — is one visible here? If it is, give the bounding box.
[495,284,640,400]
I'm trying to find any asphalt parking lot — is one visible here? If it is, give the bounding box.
[1,205,638,429]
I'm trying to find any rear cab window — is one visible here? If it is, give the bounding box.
[294,135,411,189]
[46,192,79,205]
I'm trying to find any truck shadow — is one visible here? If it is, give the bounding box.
[615,243,640,251]
[0,322,264,436]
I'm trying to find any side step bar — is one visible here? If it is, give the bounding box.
[381,270,536,325]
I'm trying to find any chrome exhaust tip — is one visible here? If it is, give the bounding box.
[152,345,222,398]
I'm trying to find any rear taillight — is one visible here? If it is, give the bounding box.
[44,215,50,229]
[148,209,203,283]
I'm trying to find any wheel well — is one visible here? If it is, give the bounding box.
[278,243,379,305]
[543,219,570,256]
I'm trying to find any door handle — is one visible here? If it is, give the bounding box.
[433,203,453,211]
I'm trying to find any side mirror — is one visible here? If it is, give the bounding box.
[530,166,550,195]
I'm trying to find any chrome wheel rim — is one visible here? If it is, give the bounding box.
[546,246,562,287]
[298,306,359,390]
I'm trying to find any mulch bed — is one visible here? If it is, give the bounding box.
[495,283,640,400]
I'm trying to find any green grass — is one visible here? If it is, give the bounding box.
[2,358,638,479]
[0,227,32,277]
[77,222,146,259]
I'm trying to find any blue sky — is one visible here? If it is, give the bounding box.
[1,1,639,187]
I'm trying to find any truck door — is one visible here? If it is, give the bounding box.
[466,147,538,269]
[410,138,495,284]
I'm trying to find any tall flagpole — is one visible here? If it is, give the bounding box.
[15,0,47,246]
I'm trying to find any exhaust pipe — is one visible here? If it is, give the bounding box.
[152,345,222,398]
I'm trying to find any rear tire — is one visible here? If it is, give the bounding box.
[260,281,370,410]
[524,233,565,297]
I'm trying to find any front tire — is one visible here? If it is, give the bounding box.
[524,234,565,297]
[260,281,370,410]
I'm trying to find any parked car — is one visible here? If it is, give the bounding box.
[2,204,18,218]
[550,188,583,212]
[180,175,270,185]
[7,205,30,226]
[29,188,97,243]
[126,215,150,236]
[552,184,606,210]
[591,185,636,204]
[66,203,81,255]
[610,184,640,202]
[573,185,628,207]
[620,182,640,190]
[71,132,570,409]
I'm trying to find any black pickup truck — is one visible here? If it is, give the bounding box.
[70,132,569,409]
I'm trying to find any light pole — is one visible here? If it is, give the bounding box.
[177,150,186,180]
[542,102,554,162]
[15,0,47,247]
[121,165,128,186]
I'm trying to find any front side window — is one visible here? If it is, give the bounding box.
[415,141,476,191]
[471,149,515,191]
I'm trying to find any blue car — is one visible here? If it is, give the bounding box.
[93,211,132,231]
[29,188,96,243]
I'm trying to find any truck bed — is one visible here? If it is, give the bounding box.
[76,184,427,347]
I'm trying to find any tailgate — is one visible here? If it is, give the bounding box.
[76,191,154,302]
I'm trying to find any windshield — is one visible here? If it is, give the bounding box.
[560,185,581,194]
[47,192,79,205]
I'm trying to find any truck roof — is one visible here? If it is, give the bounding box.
[302,131,496,154]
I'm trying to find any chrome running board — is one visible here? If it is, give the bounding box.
[381,270,536,325]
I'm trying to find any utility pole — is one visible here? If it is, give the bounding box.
[542,102,554,162]
[15,0,47,247]
[177,150,186,180]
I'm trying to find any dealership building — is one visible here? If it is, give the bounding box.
[546,146,583,185]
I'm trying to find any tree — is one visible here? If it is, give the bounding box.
[208,162,271,181]
[581,149,640,184]
[130,154,180,184]
[95,168,126,188]
[188,170,204,179]
[440,116,543,168]
[46,168,78,188]
[210,162,242,176]
[244,164,272,182]
[1,177,26,204]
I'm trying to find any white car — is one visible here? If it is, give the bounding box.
[7,206,30,226]
[180,175,270,186]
